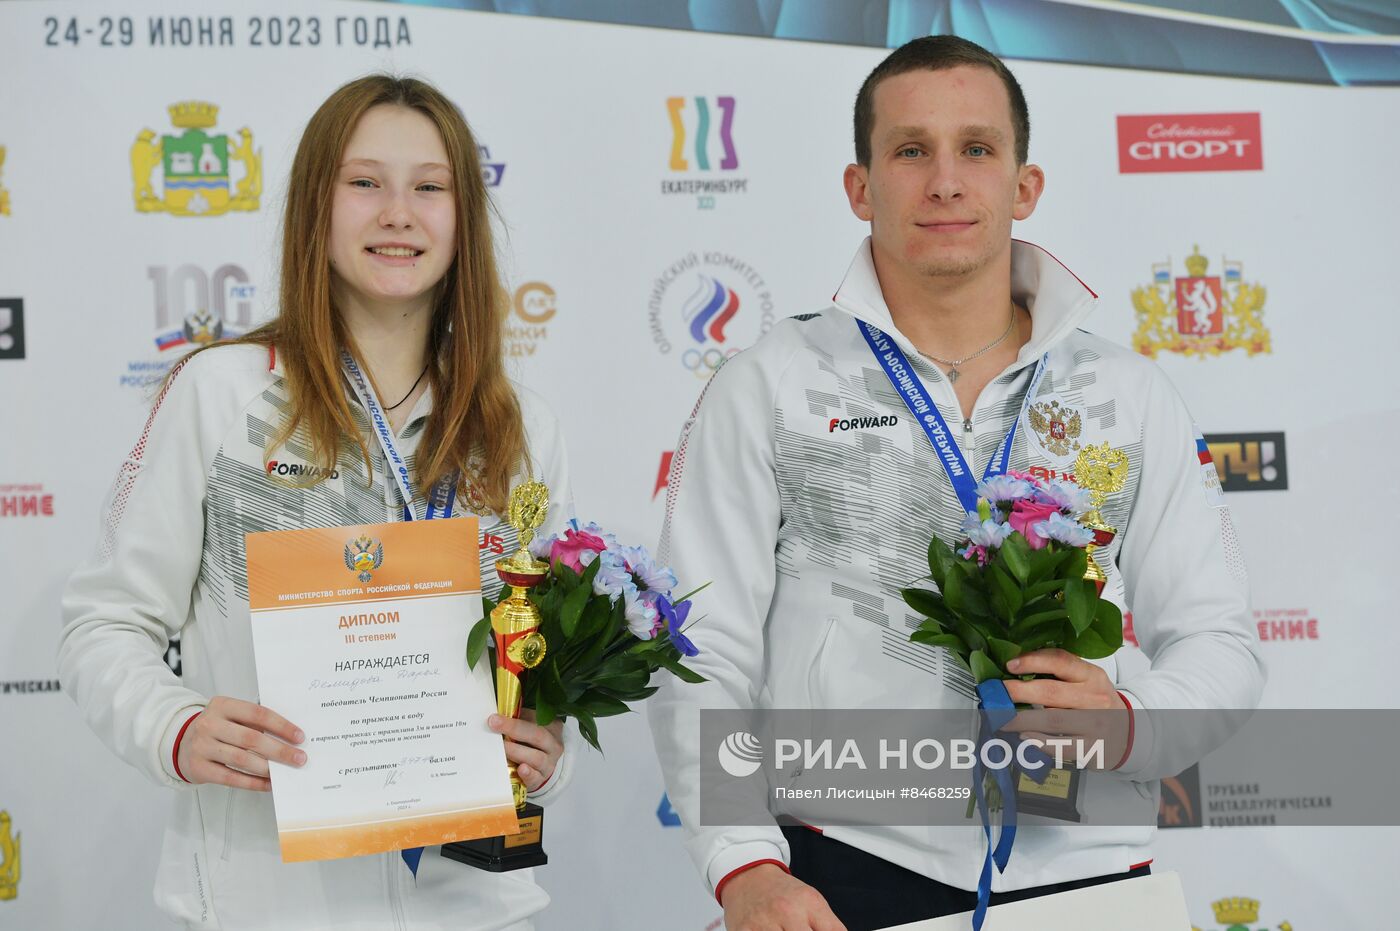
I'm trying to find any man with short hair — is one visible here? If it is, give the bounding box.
[650,35,1262,931]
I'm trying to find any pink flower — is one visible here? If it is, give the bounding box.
[549,528,608,573]
[1008,500,1061,550]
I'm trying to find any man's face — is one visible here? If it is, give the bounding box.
[844,66,1043,281]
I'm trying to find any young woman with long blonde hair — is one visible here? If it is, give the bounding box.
[60,75,574,929]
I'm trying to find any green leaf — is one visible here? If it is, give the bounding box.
[987,638,1023,668]
[466,616,491,669]
[578,690,631,718]
[1063,576,1094,635]
[1022,578,1064,603]
[575,712,601,753]
[533,695,556,727]
[944,565,995,619]
[945,649,972,673]
[912,619,949,642]
[964,585,993,620]
[1061,547,1088,582]
[671,580,712,604]
[911,631,965,652]
[1090,598,1124,652]
[588,671,650,694]
[990,565,1023,620]
[1020,629,1063,653]
[949,616,988,652]
[969,649,1001,684]
[927,537,957,590]
[1067,626,1115,659]
[1025,546,1060,584]
[1012,606,1068,633]
[902,587,948,622]
[559,581,592,638]
[658,651,707,684]
[541,662,568,708]
[1000,533,1031,584]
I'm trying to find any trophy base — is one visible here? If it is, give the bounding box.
[441,803,548,872]
[1016,767,1083,822]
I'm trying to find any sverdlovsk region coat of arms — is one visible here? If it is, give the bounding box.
[1131,245,1269,359]
[1193,895,1293,931]
[130,102,262,216]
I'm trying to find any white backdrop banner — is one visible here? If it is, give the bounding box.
[1,1,1396,928]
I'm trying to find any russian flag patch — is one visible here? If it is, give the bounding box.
[1195,426,1227,508]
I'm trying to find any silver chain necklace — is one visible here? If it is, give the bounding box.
[916,304,1017,384]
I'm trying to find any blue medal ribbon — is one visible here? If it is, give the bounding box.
[972,680,1054,930]
[339,349,458,876]
[857,320,1051,927]
[856,320,1046,512]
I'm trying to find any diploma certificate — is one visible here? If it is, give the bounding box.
[245,517,518,863]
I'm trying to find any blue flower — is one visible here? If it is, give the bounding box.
[961,514,1014,548]
[592,550,635,602]
[1039,479,1094,518]
[625,588,660,640]
[1034,511,1095,547]
[656,595,699,657]
[976,475,1033,504]
[528,533,557,561]
[617,544,678,595]
[579,521,620,552]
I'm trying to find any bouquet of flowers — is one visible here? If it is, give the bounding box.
[903,471,1122,685]
[467,523,706,751]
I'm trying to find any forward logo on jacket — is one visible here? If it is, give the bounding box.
[1132,246,1270,359]
[267,460,340,483]
[828,414,899,433]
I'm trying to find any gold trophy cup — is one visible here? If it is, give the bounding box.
[442,482,551,871]
[1016,442,1130,821]
[1073,442,1130,591]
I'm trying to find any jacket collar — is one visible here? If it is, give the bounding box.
[830,237,1099,368]
[270,344,435,429]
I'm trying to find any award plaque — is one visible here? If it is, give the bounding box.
[443,482,551,872]
[1015,767,1084,822]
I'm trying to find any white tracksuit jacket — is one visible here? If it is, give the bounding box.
[648,238,1265,896]
[59,344,577,930]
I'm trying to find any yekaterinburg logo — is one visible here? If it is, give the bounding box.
[718,731,764,778]
[648,251,775,379]
[662,96,747,209]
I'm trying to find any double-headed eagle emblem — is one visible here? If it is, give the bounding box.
[344,534,384,583]
[182,310,224,346]
[1028,399,1082,457]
